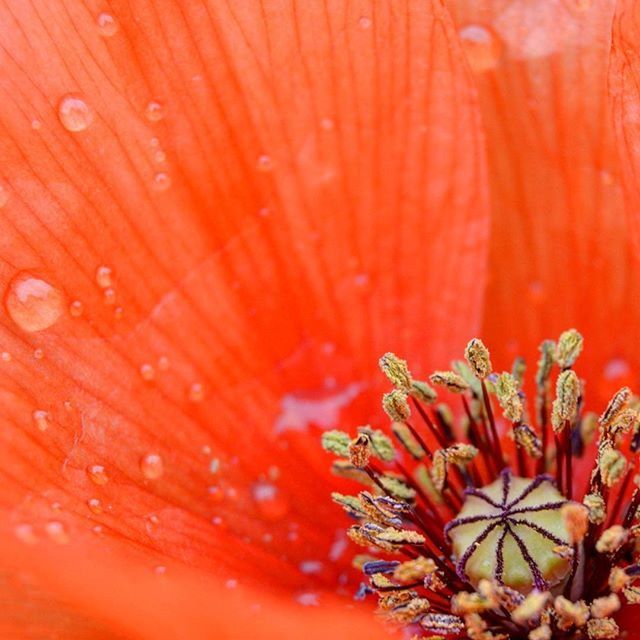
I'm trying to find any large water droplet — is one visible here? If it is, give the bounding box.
[458,24,503,73]
[32,409,50,432]
[4,272,65,332]
[251,481,289,521]
[140,453,164,479]
[256,155,274,172]
[140,363,155,381]
[86,464,109,485]
[58,94,93,132]
[97,12,119,37]
[153,172,172,191]
[15,523,37,544]
[95,265,112,288]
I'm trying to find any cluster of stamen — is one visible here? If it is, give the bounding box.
[322,330,640,639]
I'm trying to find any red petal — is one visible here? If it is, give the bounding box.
[448,0,640,402]
[0,0,489,630]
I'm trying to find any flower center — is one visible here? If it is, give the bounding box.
[447,470,570,592]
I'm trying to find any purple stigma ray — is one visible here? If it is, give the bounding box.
[463,487,504,509]
[505,523,548,591]
[509,518,567,546]
[495,527,508,584]
[504,474,555,510]
[456,519,502,581]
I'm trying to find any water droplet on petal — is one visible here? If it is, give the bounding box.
[0,185,9,208]
[33,348,44,360]
[145,101,165,122]
[256,155,273,172]
[157,356,170,371]
[31,119,42,131]
[97,12,119,36]
[154,150,166,163]
[358,16,372,29]
[4,272,65,332]
[140,363,155,381]
[225,579,238,589]
[1,352,11,362]
[15,524,37,544]
[320,117,335,131]
[32,409,50,432]
[296,592,319,607]
[153,172,171,191]
[103,288,116,305]
[87,498,103,514]
[114,306,124,320]
[154,565,167,576]
[87,464,109,485]
[188,382,204,402]
[69,300,83,317]
[140,453,164,479]
[58,94,93,132]
[45,520,69,544]
[92,524,104,535]
[95,265,112,288]
[458,24,503,73]
[251,481,289,521]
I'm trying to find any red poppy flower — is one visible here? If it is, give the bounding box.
[1,1,640,638]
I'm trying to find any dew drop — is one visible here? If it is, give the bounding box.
[358,16,372,29]
[320,117,335,131]
[1,352,11,362]
[0,185,9,208]
[157,355,170,371]
[15,524,37,544]
[140,363,155,381]
[87,498,103,514]
[145,101,165,122]
[31,119,42,131]
[33,348,44,360]
[45,520,69,544]
[97,12,119,37]
[251,481,289,521]
[154,565,167,576]
[86,464,109,485]
[32,409,50,432]
[458,24,503,73]
[58,94,93,132]
[153,172,172,191]
[188,382,204,402]
[4,272,65,332]
[296,592,319,607]
[95,265,112,289]
[103,288,116,305]
[153,150,166,163]
[69,300,84,317]
[209,458,220,474]
[114,306,124,320]
[256,155,274,172]
[92,524,104,535]
[140,453,164,479]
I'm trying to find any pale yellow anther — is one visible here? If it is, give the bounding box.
[348,433,372,469]
[561,502,589,543]
[410,380,438,403]
[528,624,552,640]
[599,387,632,428]
[511,591,550,624]
[599,446,627,487]
[382,389,411,422]
[583,493,607,525]
[590,594,620,619]
[586,618,619,639]
[608,567,630,593]
[595,525,628,554]
[379,352,412,390]
[554,596,589,630]
[513,424,542,458]
[495,373,523,423]
[551,370,580,432]
[535,340,556,389]
[555,328,583,369]
[430,371,469,393]
[464,338,492,379]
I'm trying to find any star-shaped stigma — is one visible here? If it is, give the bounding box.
[445,469,571,591]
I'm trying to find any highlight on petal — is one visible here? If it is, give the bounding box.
[447,0,640,402]
[0,0,489,632]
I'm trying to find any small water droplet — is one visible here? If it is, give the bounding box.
[0,185,9,208]
[33,348,44,360]
[50,502,62,512]
[31,119,42,131]
[296,592,319,607]
[95,265,112,288]
[154,565,167,576]
[153,150,166,163]
[15,524,37,544]
[256,155,274,172]
[32,409,50,432]
[140,363,155,381]
[103,288,116,305]
[145,101,165,122]
[251,481,289,521]
[86,464,109,485]
[209,458,220,474]
[140,452,164,479]
[358,16,372,29]
[458,24,503,73]
[320,117,335,131]
[69,300,84,317]
[45,520,69,544]
[225,579,238,589]
[97,12,119,37]
[188,382,204,402]
[58,94,93,132]
[114,306,124,320]
[87,498,103,514]
[1,352,11,362]
[153,172,172,191]
[4,272,65,332]
[212,516,223,526]
[157,355,170,371]
[92,524,104,535]
[299,560,323,575]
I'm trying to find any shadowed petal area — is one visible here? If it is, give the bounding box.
[447,0,640,400]
[0,0,489,633]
